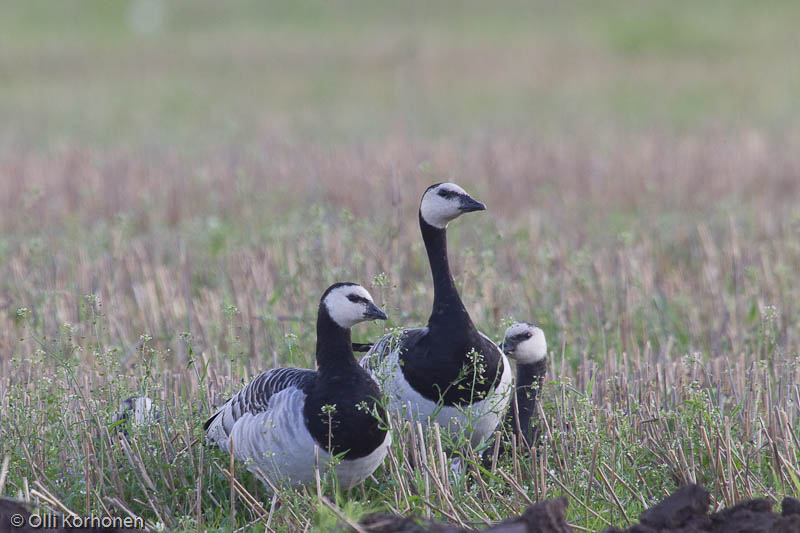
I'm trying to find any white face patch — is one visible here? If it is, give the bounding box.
[323,284,377,328]
[503,323,547,364]
[419,183,470,229]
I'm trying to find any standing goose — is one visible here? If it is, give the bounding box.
[204,283,391,490]
[361,183,513,447]
[484,322,547,465]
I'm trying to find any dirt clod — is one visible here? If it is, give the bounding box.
[361,485,800,533]
[637,484,711,530]
[361,498,570,533]
[606,485,800,533]
[783,498,800,517]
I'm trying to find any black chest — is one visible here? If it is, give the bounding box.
[303,367,388,459]
[400,327,504,406]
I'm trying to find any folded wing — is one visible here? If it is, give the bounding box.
[204,367,315,445]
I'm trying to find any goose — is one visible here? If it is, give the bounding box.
[204,283,391,490]
[484,322,547,464]
[361,183,513,447]
[111,396,158,430]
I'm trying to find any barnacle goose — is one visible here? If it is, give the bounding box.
[361,183,513,447]
[204,283,391,490]
[111,396,158,429]
[486,322,547,462]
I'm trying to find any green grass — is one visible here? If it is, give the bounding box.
[1,141,798,529]
[1,1,800,531]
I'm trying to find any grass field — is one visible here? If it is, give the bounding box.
[1,1,799,531]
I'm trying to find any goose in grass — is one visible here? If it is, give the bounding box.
[361,183,513,447]
[111,396,159,432]
[204,283,391,490]
[498,322,547,446]
[484,323,548,465]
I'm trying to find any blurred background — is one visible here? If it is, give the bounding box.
[3,0,800,146]
[0,0,798,364]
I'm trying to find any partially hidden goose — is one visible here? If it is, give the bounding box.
[204,283,391,490]
[112,396,158,429]
[361,183,513,447]
[110,395,159,438]
[498,322,547,447]
[484,322,548,465]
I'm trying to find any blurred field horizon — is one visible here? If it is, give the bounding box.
[3,0,800,148]
[1,1,799,531]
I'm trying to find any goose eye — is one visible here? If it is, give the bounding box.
[524,332,533,339]
[437,189,456,199]
[347,294,368,304]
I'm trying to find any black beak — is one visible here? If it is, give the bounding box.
[499,339,515,354]
[364,302,388,321]
[459,195,487,213]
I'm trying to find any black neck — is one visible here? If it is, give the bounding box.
[419,212,473,329]
[508,359,547,444]
[315,306,357,374]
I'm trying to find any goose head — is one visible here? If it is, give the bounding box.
[322,283,388,329]
[112,396,158,427]
[419,182,486,229]
[499,322,547,364]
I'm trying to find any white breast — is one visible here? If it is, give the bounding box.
[367,343,513,448]
[217,387,391,490]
